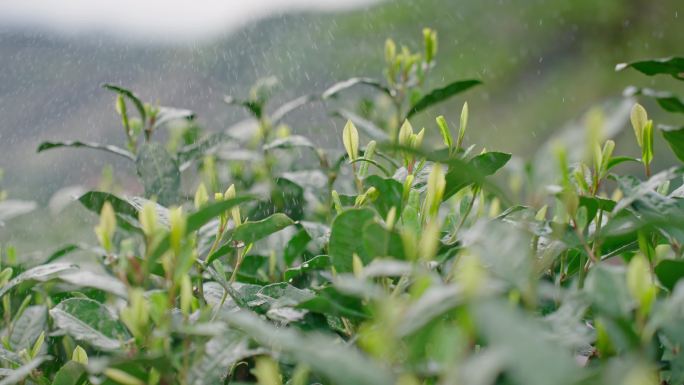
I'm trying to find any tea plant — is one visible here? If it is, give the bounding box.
[2,30,684,385]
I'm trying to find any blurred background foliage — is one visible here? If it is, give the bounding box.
[1,0,682,253]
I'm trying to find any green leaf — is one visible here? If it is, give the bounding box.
[37,141,135,160]
[616,56,684,80]
[362,222,405,260]
[9,305,47,351]
[655,259,684,291]
[188,331,262,385]
[298,287,370,320]
[225,310,393,385]
[78,191,147,233]
[444,151,511,199]
[627,87,684,114]
[59,269,128,297]
[585,265,632,318]
[474,300,581,385]
[49,298,131,351]
[605,156,640,171]
[284,255,331,281]
[329,208,376,272]
[103,84,146,121]
[364,175,403,217]
[398,284,464,336]
[135,142,181,206]
[188,196,254,233]
[52,361,87,385]
[578,196,616,221]
[322,77,392,99]
[406,79,481,118]
[0,263,77,298]
[233,213,295,244]
[661,125,684,162]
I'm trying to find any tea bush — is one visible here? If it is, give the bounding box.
[2,30,684,385]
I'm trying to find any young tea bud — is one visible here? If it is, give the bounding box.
[194,183,209,210]
[253,356,282,385]
[457,102,469,150]
[352,253,364,278]
[630,103,648,148]
[72,345,88,364]
[343,120,359,162]
[436,115,453,150]
[120,288,149,340]
[169,207,186,254]
[385,206,397,231]
[398,120,414,147]
[423,27,437,64]
[425,163,446,217]
[95,202,116,253]
[419,219,441,260]
[139,201,157,238]
[224,184,241,226]
[180,274,193,315]
[357,140,376,178]
[627,254,657,315]
[384,38,396,64]
[331,190,343,214]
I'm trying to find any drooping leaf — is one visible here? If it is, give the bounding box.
[333,109,389,141]
[225,310,393,385]
[263,135,316,152]
[605,155,640,171]
[329,208,376,272]
[0,356,50,385]
[661,125,684,163]
[322,77,392,99]
[0,263,77,298]
[135,142,181,206]
[0,199,37,224]
[36,141,135,161]
[102,83,146,121]
[615,57,684,80]
[270,94,317,124]
[50,298,131,351]
[153,106,195,129]
[406,79,481,118]
[233,213,295,244]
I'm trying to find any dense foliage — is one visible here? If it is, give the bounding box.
[2,30,684,385]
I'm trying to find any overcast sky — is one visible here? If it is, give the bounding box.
[0,0,378,42]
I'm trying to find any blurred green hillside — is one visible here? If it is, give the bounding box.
[1,0,682,252]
